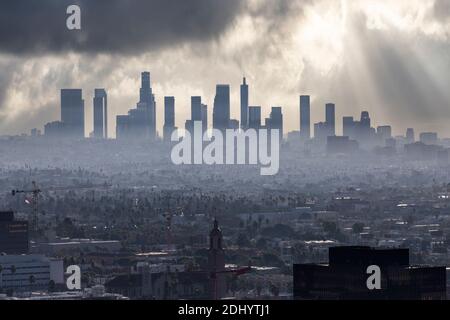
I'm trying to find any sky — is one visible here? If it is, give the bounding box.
[0,0,449,138]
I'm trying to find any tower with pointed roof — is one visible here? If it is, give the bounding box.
[208,219,226,299]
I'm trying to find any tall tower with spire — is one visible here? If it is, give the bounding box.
[240,77,249,129]
[208,219,226,299]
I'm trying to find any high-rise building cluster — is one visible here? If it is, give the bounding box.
[42,74,285,142]
[39,71,442,155]
[44,88,107,140]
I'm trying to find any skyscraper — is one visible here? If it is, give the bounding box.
[377,126,392,143]
[61,89,85,138]
[191,96,202,121]
[116,71,157,140]
[343,116,356,138]
[300,95,311,140]
[186,96,206,134]
[420,132,438,145]
[163,96,175,141]
[138,71,157,139]
[208,220,226,300]
[267,107,283,145]
[360,111,371,129]
[314,122,328,141]
[213,85,230,131]
[248,106,262,129]
[116,115,129,140]
[325,103,335,136]
[268,107,283,134]
[406,128,415,143]
[314,103,336,142]
[93,89,108,139]
[201,103,208,132]
[240,77,249,129]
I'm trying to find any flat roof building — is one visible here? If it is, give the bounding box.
[294,246,446,300]
[0,211,28,255]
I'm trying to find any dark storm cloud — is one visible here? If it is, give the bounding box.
[433,0,450,22]
[0,0,243,55]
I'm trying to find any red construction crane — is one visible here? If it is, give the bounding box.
[211,265,252,300]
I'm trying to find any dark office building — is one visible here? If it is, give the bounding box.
[0,211,29,254]
[61,89,85,138]
[343,116,356,138]
[240,77,249,129]
[248,106,262,129]
[201,103,208,132]
[93,89,108,139]
[191,96,202,122]
[186,97,207,135]
[139,71,157,139]
[315,103,336,142]
[314,122,328,142]
[163,96,175,141]
[293,246,446,300]
[213,85,231,131]
[116,115,129,140]
[325,103,335,136]
[360,111,371,129]
[300,95,311,140]
[267,107,283,132]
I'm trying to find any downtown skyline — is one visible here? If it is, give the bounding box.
[6,71,448,143]
[0,69,445,144]
[0,0,449,137]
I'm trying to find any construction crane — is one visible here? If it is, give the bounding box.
[161,206,184,248]
[211,265,252,300]
[11,181,41,233]
[11,181,112,234]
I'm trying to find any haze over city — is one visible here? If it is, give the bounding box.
[1,0,450,305]
[1,0,450,137]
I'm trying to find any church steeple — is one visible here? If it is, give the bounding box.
[209,219,223,250]
[208,219,226,299]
